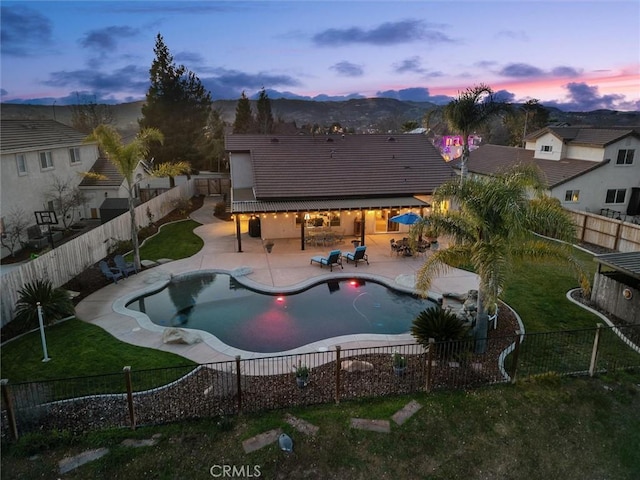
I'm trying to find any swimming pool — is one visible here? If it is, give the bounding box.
[125,272,435,353]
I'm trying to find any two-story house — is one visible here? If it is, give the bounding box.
[465,127,640,219]
[0,120,100,257]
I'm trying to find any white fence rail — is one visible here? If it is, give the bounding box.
[1,180,196,326]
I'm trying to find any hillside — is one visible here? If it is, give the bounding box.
[1,99,638,137]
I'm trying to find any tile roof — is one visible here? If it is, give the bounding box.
[466,144,608,187]
[225,134,455,200]
[525,126,640,147]
[79,156,124,187]
[0,119,89,153]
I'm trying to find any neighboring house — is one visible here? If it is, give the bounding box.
[0,119,99,258]
[226,134,455,250]
[465,127,640,219]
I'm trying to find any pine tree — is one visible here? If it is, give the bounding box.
[233,91,254,134]
[139,34,212,171]
[256,87,274,134]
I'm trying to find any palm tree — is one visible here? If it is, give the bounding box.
[86,125,164,271]
[442,84,510,182]
[411,164,590,353]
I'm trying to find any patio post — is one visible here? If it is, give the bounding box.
[360,209,365,246]
[301,213,305,250]
[235,214,242,252]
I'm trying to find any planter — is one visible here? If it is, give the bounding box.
[393,366,407,376]
[296,376,308,388]
[264,241,274,253]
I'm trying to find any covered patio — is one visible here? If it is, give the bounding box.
[226,134,456,252]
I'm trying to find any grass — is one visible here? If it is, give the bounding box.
[125,219,203,262]
[1,370,638,479]
[503,247,599,332]
[2,225,639,477]
[0,319,195,387]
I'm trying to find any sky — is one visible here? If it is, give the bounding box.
[1,0,639,111]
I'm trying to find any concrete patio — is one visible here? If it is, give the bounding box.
[75,196,478,364]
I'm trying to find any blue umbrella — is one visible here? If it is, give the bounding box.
[390,212,421,225]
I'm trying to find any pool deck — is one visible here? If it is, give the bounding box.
[75,196,478,364]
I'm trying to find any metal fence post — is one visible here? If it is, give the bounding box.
[235,356,242,413]
[1,379,19,441]
[510,331,522,384]
[335,346,341,404]
[425,338,435,392]
[589,323,604,377]
[123,366,136,430]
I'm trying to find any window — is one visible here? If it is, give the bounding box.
[564,190,580,202]
[16,154,27,175]
[605,189,626,204]
[616,149,635,165]
[540,145,552,152]
[39,151,53,169]
[69,147,82,164]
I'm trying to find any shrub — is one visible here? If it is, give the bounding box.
[411,306,472,361]
[171,197,192,216]
[14,279,75,328]
[214,202,227,217]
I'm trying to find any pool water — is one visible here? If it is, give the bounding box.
[126,273,434,353]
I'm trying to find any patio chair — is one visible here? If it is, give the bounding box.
[390,239,401,256]
[342,245,369,267]
[114,254,137,277]
[99,260,124,284]
[310,249,343,271]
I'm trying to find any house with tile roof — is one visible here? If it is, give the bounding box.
[465,127,640,220]
[1,120,100,257]
[225,134,455,250]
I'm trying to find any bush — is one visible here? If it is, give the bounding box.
[411,306,472,361]
[214,202,227,217]
[13,279,75,328]
[171,197,193,216]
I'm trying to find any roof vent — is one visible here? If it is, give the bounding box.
[326,137,334,143]
[270,137,279,143]
[387,136,396,142]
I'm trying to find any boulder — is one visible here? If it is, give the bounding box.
[162,327,202,345]
[341,360,374,372]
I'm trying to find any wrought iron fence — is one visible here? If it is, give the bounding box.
[2,324,639,440]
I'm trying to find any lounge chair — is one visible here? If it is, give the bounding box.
[342,245,369,267]
[114,254,137,277]
[310,249,343,271]
[99,260,124,284]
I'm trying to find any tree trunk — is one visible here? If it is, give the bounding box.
[128,188,141,271]
[460,142,470,184]
[474,287,488,354]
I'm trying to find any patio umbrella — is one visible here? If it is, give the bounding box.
[390,212,422,225]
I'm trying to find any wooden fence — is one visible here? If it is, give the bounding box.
[567,209,640,253]
[0,180,196,327]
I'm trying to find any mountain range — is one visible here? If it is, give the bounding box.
[2,99,638,138]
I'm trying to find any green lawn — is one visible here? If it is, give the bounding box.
[2,371,638,480]
[503,247,599,332]
[126,219,203,262]
[0,319,195,385]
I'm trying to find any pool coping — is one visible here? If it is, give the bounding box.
[113,268,437,360]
